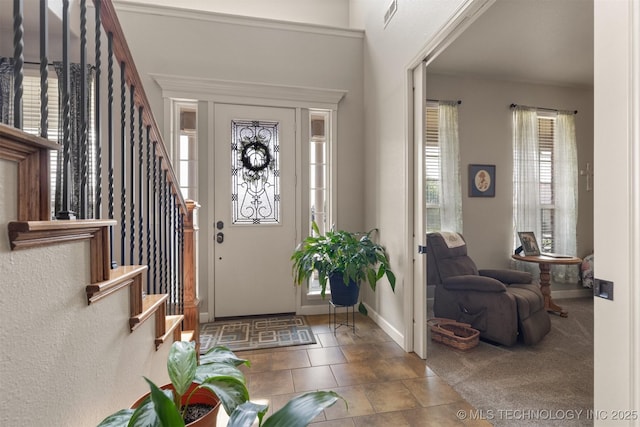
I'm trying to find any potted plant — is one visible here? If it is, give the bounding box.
[291,221,396,314]
[96,341,250,427]
[97,341,345,427]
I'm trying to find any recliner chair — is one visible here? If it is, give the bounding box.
[427,232,550,346]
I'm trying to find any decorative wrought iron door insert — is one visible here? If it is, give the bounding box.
[231,119,280,224]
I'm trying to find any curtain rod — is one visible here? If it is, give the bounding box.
[427,99,462,104]
[510,103,577,114]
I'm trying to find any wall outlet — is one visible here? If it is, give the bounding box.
[594,278,614,301]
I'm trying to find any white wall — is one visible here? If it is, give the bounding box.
[349,0,471,345]
[593,0,640,420]
[116,0,351,28]
[114,4,364,317]
[0,159,171,427]
[426,73,594,268]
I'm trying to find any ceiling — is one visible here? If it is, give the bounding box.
[1,0,593,88]
[427,0,594,87]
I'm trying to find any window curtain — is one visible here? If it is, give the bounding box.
[0,57,14,125]
[512,107,540,274]
[438,101,463,233]
[552,112,579,282]
[53,62,95,218]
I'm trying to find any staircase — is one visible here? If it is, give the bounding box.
[0,1,200,425]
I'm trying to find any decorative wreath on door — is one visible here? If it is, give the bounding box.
[239,136,273,182]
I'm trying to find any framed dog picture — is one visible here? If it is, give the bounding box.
[517,231,541,256]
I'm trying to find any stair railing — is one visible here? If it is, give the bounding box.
[3,0,199,341]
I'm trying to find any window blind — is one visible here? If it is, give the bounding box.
[538,116,555,251]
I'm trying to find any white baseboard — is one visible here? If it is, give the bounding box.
[200,312,210,324]
[297,304,332,316]
[360,302,404,348]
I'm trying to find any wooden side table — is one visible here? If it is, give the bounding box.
[512,254,582,317]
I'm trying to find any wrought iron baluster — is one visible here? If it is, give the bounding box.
[39,0,48,139]
[120,61,126,266]
[169,191,175,315]
[107,32,116,268]
[152,143,159,294]
[13,0,24,129]
[164,171,170,298]
[179,211,184,315]
[146,126,152,292]
[173,197,179,314]
[159,163,165,295]
[138,106,144,266]
[94,0,102,218]
[79,0,88,219]
[56,0,75,220]
[129,84,135,265]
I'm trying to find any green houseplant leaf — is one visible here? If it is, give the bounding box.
[227,401,269,427]
[96,342,250,426]
[261,391,345,427]
[167,341,197,400]
[291,221,395,313]
[95,409,134,427]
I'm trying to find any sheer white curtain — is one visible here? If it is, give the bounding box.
[512,107,540,273]
[553,112,579,282]
[438,101,462,233]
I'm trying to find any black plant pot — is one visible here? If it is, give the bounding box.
[329,272,360,306]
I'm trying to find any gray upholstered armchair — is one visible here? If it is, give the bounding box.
[427,232,550,346]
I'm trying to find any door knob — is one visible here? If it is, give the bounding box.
[216,232,224,244]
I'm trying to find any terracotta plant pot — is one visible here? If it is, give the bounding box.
[131,382,221,427]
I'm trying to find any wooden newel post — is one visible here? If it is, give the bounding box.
[183,200,201,352]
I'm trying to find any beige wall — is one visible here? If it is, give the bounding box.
[426,73,594,268]
[0,159,171,427]
[350,0,471,344]
[115,4,365,317]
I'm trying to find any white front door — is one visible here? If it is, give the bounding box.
[213,104,297,318]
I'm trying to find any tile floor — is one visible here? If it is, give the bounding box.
[216,312,491,426]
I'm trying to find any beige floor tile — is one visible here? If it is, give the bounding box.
[373,357,423,381]
[400,406,466,426]
[225,313,487,427]
[374,341,408,359]
[403,376,464,407]
[317,332,341,347]
[292,365,339,392]
[353,411,411,426]
[308,346,348,366]
[330,360,380,387]
[310,418,356,426]
[248,369,294,396]
[339,343,381,363]
[270,349,311,371]
[362,381,421,413]
[238,352,272,373]
[323,385,376,420]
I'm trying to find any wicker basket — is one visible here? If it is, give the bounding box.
[428,318,480,351]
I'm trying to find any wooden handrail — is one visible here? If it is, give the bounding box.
[96,0,185,215]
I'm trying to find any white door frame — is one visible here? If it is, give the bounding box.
[151,74,346,321]
[404,0,495,357]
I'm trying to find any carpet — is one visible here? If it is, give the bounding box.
[199,315,316,354]
[426,297,593,426]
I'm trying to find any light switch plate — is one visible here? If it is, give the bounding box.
[594,278,614,301]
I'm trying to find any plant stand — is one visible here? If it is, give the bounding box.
[329,300,355,334]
